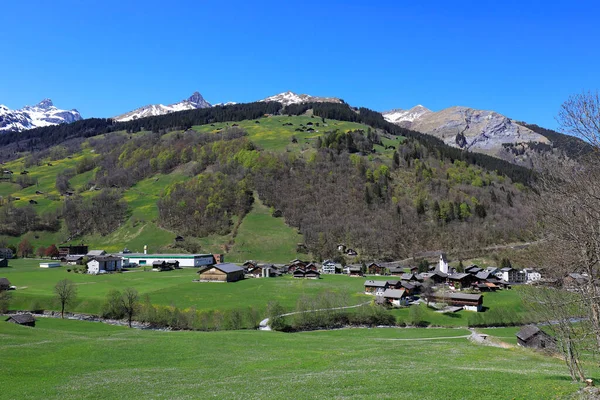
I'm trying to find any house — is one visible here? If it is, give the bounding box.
[337,244,347,253]
[522,268,542,283]
[439,253,449,274]
[447,273,476,289]
[5,314,35,327]
[516,325,556,351]
[364,280,388,296]
[409,266,419,274]
[386,280,402,289]
[175,235,185,242]
[400,273,418,282]
[58,244,89,258]
[0,258,7,268]
[465,265,483,275]
[367,262,387,275]
[87,250,107,258]
[422,271,448,284]
[501,267,525,283]
[382,288,407,307]
[473,282,498,292]
[346,248,358,256]
[287,259,308,273]
[0,277,11,291]
[197,263,244,282]
[401,281,418,295]
[292,268,321,279]
[430,293,483,312]
[345,265,363,277]
[304,263,319,272]
[321,260,336,274]
[248,264,276,278]
[63,255,84,265]
[388,267,404,276]
[88,256,123,274]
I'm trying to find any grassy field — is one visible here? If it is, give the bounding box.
[0,318,593,399]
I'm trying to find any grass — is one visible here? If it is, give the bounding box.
[0,318,594,399]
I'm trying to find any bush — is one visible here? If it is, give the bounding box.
[0,291,12,313]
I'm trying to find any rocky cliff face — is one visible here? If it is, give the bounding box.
[0,99,82,133]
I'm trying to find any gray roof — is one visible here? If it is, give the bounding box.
[500,267,514,272]
[401,282,415,290]
[516,325,542,341]
[364,280,388,287]
[87,250,106,257]
[400,273,416,281]
[93,256,122,262]
[212,263,244,274]
[65,255,84,261]
[446,293,482,301]
[475,272,491,280]
[448,273,470,280]
[6,314,35,324]
[383,288,406,299]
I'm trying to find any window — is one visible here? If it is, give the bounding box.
[139,260,146,265]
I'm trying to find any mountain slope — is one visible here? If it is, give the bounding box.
[114,91,211,122]
[383,105,432,124]
[0,99,82,133]
[260,91,343,106]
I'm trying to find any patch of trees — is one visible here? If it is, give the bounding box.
[62,190,127,237]
[319,129,376,154]
[157,172,253,237]
[518,121,594,159]
[0,204,60,236]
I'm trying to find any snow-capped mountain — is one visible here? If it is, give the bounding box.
[0,99,82,133]
[383,105,432,124]
[260,91,343,106]
[114,91,212,122]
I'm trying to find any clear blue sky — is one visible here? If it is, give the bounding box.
[1,0,598,129]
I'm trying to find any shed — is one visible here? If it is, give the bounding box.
[516,325,556,351]
[197,263,244,282]
[5,314,36,327]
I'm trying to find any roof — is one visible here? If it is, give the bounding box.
[152,260,166,265]
[364,280,388,287]
[448,273,471,280]
[87,250,106,257]
[501,267,514,272]
[386,280,399,286]
[209,263,243,274]
[446,293,482,302]
[475,271,491,280]
[0,277,10,286]
[123,253,214,259]
[516,325,542,341]
[6,314,35,324]
[92,256,122,262]
[400,273,416,281]
[401,282,415,290]
[383,289,406,299]
[65,255,84,261]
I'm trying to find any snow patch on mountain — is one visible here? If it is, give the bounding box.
[0,99,82,133]
[383,105,432,123]
[114,91,212,122]
[261,91,343,106]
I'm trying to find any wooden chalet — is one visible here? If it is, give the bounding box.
[197,263,244,282]
[382,288,407,307]
[292,268,321,279]
[430,293,483,312]
[516,325,556,351]
[386,280,402,289]
[367,262,387,275]
[388,267,404,276]
[423,271,448,284]
[5,314,35,327]
[346,265,363,277]
[364,280,388,296]
[447,273,476,289]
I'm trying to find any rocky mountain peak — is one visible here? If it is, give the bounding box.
[36,99,54,109]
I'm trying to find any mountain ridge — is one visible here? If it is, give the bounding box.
[113,91,212,122]
[0,99,82,133]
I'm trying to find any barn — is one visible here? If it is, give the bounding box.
[197,263,244,282]
[5,314,36,327]
[123,253,215,268]
[516,325,556,351]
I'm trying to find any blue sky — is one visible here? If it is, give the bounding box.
[1,0,598,129]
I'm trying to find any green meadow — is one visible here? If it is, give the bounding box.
[0,318,593,399]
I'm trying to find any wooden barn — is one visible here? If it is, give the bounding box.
[516,325,556,351]
[197,263,244,282]
[5,314,36,327]
[430,293,483,312]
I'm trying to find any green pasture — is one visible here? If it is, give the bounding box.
[0,318,593,399]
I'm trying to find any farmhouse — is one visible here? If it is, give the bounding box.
[382,288,407,307]
[516,325,556,351]
[367,262,387,275]
[5,314,35,327]
[364,280,388,296]
[0,277,11,291]
[430,293,483,312]
[87,256,123,274]
[122,253,215,268]
[197,263,244,282]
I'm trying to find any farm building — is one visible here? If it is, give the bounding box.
[382,289,407,307]
[122,253,216,268]
[0,277,11,291]
[62,255,84,265]
[39,262,61,268]
[0,258,7,268]
[197,263,244,282]
[87,256,123,274]
[58,244,89,258]
[516,325,556,351]
[292,268,321,279]
[344,266,363,277]
[5,314,36,327]
[430,293,484,312]
[248,264,280,278]
[367,262,387,275]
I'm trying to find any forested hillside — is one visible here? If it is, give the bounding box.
[0,104,537,261]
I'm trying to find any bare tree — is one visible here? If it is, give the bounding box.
[54,279,77,318]
[558,90,600,149]
[120,287,139,328]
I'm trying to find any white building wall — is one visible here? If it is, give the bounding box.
[88,260,100,274]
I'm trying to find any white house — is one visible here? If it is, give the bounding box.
[439,253,449,274]
[522,268,542,283]
[382,288,407,307]
[87,256,123,274]
[321,260,337,274]
[121,253,215,268]
[364,280,388,296]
